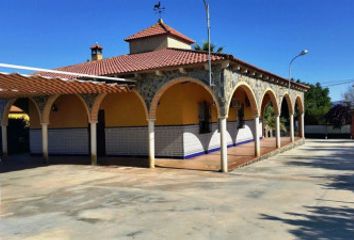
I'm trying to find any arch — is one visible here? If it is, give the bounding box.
[149,77,221,119]
[42,94,90,124]
[1,97,42,126]
[281,93,294,115]
[91,90,149,122]
[259,88,280,117]
[227,82,258,118]
[294,95,304,114]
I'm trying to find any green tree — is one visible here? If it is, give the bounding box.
[263,104,287,136]
[324,104,351,128]
[299,82,331,125]
[194,41,223,53]
[343,85,354,103]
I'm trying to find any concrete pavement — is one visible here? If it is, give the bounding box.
[0,139,353,239]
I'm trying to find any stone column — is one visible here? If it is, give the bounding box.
[276,115,281,148]
[300,112,305,138]
[219,117,228,173]
[41,122,49,163]
[148,119,155,168]
[90,121,97,165]
[290,114,295,143]
[254,116,261,157]
[1,124,8,157]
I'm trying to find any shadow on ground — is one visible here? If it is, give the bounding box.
[0,154,149,173]
[260,205,354,240]
[260,140,354,239]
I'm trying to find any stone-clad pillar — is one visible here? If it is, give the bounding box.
[290,114,295,143]
[41,122,49,163]
[276,115,281,148]
[219,117,228,173]
[90,121,97,165]
[148,119,155,168]
[1,124,8,157]
[254,116,261,157]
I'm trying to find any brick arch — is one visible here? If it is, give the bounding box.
[149,77,221,119]
[281,93,294,115]
[294,95,304,114]
[1,97,42,126]
[259,88,280,117]
[227,82,258,118]
[90,90,148,122]
[42,94,91,124]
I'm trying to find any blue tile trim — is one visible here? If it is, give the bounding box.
[183,137,263,159]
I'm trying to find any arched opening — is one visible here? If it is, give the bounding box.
[259,90,279,141]
[47,95,90,156]
[280,94,293,142]
[153,79,219,158]
[97,91,148,158]
[294,96,304,138]
[227,84,258,147]
[2,98,41,155]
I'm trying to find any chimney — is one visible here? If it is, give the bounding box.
[90,43,103,61]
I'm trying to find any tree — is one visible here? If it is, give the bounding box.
[300,82,332,125]
[324,104,352,129]
[263,104,287,137]
[194,41,223,53]
[343,86,354,104]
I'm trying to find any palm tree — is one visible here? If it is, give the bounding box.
[263,104,287,137]
[194,41,223,53]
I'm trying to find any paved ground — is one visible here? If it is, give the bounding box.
[0,139,353,240]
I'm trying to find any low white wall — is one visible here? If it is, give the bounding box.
[30,129,42,154]
[305,125,351,134]
[29,120,261,158]
[48,128,89,155]
[105,127,148,156]
[183,120,260,157]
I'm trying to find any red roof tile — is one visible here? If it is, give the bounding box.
[0,73,128,99]
[38,48,309,91]
[125,20,195,44]
[40,48,224,78]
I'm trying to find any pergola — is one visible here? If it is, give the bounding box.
[0,67,134,164]
[0,72,131,99]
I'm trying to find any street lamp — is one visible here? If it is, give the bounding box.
[288,49,308,88]
[202,0,213,87]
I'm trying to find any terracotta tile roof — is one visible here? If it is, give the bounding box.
[125,20,195,44]
[0,73,129,99]
[38,48,309,91]
[40,48,224,78]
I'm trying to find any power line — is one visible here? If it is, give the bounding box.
[322,78,354,87]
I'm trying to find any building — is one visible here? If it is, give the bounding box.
[0,19,309,172]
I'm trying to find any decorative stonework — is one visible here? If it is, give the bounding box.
[224,69,305,115]
[134,66,305,119]
[81,94,99,112]
[33,96,50,113]
[135,67,225,114]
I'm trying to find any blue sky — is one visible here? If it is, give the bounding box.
[1,0,354,101]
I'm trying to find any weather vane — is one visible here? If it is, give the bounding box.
[153,1,166,19]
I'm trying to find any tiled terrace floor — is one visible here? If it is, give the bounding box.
[156,137,300,171]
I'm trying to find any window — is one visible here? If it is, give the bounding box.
[199,101,211,134]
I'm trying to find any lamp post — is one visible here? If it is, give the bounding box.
[202,0,213,87]
[288,49,308,89]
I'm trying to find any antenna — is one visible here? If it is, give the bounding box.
[153,1,166,19]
